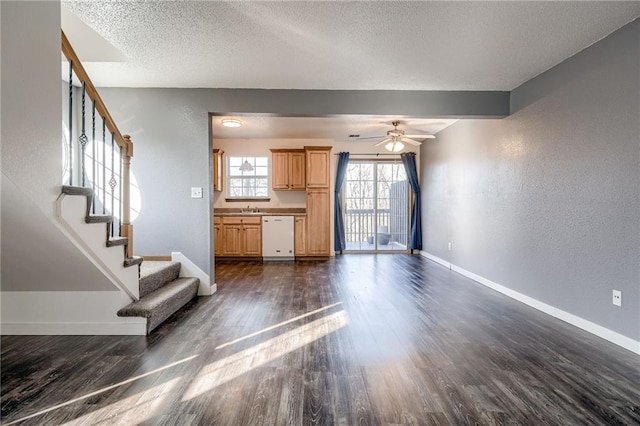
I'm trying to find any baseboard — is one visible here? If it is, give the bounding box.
[1,321,146,335]
[143,255,172,261]
[171,252,214,296]
[1,291,146,335]
[420,251,640,355]
[420,251,451,269]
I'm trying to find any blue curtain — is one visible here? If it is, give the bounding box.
[334,152,350,252]
[401,152,422,251]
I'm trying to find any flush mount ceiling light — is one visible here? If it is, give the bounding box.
[221,119,242,128]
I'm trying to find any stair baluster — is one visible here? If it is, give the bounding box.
[119,144,123,237]
[92,101,96,214]
[80,82,88,187]
[110,132,116,238]
[102,118,106,215]
[68,59,73,186]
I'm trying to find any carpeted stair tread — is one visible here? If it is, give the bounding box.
[117,277,199,333]
[86,214,113,224]
[62,185,93,197]
[124,256,143,267]
[139,261,181,298]
[107,236,128,247]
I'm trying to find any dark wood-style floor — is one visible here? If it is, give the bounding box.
[2,255,639,425]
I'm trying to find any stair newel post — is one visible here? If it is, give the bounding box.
[121,135,134,258]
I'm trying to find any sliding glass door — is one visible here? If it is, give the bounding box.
[343,160,409,252]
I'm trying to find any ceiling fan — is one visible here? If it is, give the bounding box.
[358,121,435,152]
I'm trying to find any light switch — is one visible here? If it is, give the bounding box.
[191,187,203,198]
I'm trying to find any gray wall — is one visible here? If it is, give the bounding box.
[1,1,114,292]
[420,19,639,340]
[99,88,509,273]
[0,1,115,291]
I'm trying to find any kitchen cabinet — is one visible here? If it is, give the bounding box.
[294,216,306,256]
[271,149,306,190]
[212,149,224,192]
[214,216,223,256]
[218,216,262,257]
[305,146,331,188]
[306,189,330,256]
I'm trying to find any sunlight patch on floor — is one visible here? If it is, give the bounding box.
[62,376,182,426]
[182,310,349,401]
[4,355,198,426]
[215,301,343,350]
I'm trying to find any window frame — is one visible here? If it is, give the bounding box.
[225,155,270,201]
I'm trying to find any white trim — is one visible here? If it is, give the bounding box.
[1,321,145,335]
[171,252,215,296]
[420,250,451,269]
[1,291,146,335]
[420,251,640,355]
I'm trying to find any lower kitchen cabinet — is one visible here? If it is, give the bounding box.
[217,216,262,257]
[294,216,306,256]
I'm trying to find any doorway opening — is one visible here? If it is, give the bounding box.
[343,160,409,252]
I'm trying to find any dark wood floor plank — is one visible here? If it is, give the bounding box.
[2,254,639,425]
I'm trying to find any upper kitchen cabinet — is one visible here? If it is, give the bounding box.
[271,149,306,190]
[305,146,332,188]
[212,149,224,191]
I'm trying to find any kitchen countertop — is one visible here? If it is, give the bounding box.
[214,208,306,217]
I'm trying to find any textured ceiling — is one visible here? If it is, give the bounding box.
[63,1,640,90]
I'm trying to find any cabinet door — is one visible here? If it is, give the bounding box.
[306,189,330,255]
[212,149,224,191]
[242,224,262,256]
[222,224,242,256]
[306,148,331,188]
[214,224,223,256]
[289,152,306,189]
[271,152,289,190]
[294,216,306,256]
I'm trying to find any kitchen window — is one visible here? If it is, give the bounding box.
[227,156,269,199]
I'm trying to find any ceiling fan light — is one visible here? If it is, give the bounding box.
[385,141,404,152]
[222,119,242,128]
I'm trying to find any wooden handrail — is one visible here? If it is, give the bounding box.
[61,30,127,151]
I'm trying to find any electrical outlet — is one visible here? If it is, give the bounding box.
[612,290,622,307]
[448,242,452,251]
[191,187,203,199]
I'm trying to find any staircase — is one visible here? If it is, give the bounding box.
[117,261,199,334]
[60,186,200,334]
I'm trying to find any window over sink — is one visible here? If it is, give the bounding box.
[227,156,269,199]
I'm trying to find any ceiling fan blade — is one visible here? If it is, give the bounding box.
[401,137,422,146]
[404,134,436,139]
[374,138,392,147]
[357,135,387,140]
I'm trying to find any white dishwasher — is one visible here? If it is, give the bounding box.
[261,216,294,260]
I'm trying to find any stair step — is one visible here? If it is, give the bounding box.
[61,185,93,197]
[86,214,113,224]
[124,256,143,268]
[139,261,181,298]
[107,236,128,247]
[117,277,199,334]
